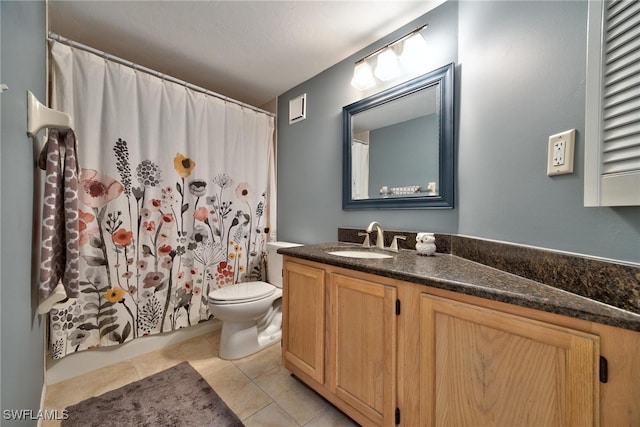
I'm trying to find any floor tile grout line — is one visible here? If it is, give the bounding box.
[223,359,275,423]
[229,351,306,425]
[249,365,329,426]
[238,397,274,424]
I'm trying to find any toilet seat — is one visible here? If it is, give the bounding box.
[208,281,276,305]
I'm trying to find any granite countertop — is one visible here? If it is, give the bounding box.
[279,242,640,332]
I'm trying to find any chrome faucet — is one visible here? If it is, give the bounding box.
[366,221,385,249]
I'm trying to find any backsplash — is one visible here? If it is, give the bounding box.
[450,235,640,316]
[338,227,451,253]
[338,227,640,316]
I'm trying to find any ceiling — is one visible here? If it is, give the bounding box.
[48,0,444,109]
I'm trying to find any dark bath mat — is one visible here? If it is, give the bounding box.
[62,361,244,426]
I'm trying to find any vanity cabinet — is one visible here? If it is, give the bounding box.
[282,261,325,384]
[282,259,399,426]
[328,273,397,425]
[420,294,599,427]
[282,256,640,427]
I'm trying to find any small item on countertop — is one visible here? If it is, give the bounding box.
[416,232,436,256]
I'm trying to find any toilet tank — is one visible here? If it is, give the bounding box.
[266,241,301,288]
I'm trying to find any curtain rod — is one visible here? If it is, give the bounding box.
[48,32,276,118]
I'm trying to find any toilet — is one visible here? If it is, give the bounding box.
[208,241,301,360]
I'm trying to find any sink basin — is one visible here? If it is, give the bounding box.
[327,250,393,259]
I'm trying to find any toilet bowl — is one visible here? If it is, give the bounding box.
[208,241,301,360]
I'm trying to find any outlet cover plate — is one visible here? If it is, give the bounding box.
[547,129,575,176]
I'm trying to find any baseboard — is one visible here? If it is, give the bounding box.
[45,319,221,385]
[37,383,46,427]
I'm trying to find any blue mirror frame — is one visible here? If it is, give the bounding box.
[342,62,455,209]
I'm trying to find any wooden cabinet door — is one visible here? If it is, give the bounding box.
[282,260,326,384]
[420,294,600,427]
[328,273,397,426]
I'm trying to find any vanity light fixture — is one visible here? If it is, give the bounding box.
[400,32,429,72]
[351,61,376,90]
[374,48,401,81]
[350,24,428,90]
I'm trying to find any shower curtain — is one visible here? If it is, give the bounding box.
[48,41,275,359]
[352,139,369,199]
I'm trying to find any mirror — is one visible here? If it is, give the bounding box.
[342,62,455,209]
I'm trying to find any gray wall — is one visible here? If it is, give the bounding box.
[277,1,460,244]
[369,114,439,197]
[456,0,639,263]
[1,0,47,423]
[277,0,640,264]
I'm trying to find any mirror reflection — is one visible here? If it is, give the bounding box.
[351,85,440,200]
[342,62,455,209]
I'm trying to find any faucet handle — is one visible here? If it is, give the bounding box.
[358,232,371,248]
[390,235,407,252]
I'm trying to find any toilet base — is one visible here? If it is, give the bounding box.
[218,320,281,360]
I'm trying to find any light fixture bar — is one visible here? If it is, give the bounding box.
[354,24,428,65]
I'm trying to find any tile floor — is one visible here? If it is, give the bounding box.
[43,330,358,426]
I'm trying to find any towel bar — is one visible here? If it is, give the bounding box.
[26,90,72,137]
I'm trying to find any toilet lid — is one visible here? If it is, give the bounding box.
[208,281,275,304]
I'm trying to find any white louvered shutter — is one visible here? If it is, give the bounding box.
[585,0,640,206]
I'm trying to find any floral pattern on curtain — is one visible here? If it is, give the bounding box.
[48,41,275,359]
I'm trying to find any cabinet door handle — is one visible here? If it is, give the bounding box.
[600,355,608,383]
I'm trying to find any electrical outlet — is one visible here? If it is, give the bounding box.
[553,140,566,166]
[547,129,575,176]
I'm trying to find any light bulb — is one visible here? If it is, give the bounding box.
[400,32,429,72]
[374,48,400,81]
[351,61,376,90]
